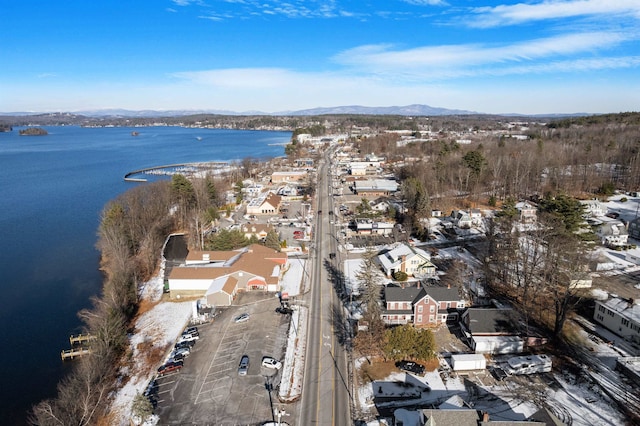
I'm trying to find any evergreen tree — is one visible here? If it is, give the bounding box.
[384,324,436,361]
[263,229,281,251]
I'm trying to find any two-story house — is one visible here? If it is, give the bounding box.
[376,243,436,278]
[595,220,629,246]
[381,282,466,327]
[515,201,537,223]
[593,297,640,345]
[451,210,473,228]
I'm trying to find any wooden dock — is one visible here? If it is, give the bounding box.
[61,348,91,361]
[69,333,96,345]
[61,334,96,360]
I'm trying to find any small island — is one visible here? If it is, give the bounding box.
[0,124,12,132]
[19,127,48,136]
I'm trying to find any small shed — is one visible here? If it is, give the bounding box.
[451,354,486,371]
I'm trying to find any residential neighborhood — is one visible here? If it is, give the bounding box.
[118,127,640,426]
[20,113,640,426]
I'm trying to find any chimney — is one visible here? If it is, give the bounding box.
[482,412,489,422]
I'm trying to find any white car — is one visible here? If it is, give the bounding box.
[261,356,282,370]
[177,333,199,344]
[171,347,191,358]
[234,313,250,323]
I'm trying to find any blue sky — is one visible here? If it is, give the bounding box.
[1,0,639,114]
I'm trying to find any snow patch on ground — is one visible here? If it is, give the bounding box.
[109,270,193,426]
[278,305,307,401]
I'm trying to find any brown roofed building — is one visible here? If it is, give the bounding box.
[168,244,289,304]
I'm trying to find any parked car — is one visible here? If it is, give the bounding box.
[183,326,199,336]
[169,352,185,363]
[238,355,250,376]
[175,340,195,350]
[158,361,183,376]
[171,347,191,358]
[177,333,199,344]
[234,313,250,323]
[275,306,294,315]
[396,360,425,375]
[491,366,509,381]
[261,356,282,370]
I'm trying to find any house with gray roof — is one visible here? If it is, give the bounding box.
[382,281,466,327]
[594,297,640,344]
[595,220,628,246]
[460,308,524,354]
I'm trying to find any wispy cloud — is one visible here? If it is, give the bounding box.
[469,0,640,28]
[172,0,204,6]
[37,73,57,79]
[333,32,631,74]
[401,0,447,6]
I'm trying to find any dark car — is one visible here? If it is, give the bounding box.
[183,326,199,336]
[491,366,509,381]
[276,306,294,315]
[158,360,183,376]
[396,360,425,375]
[175,340,196,350]
[238,355,250,376]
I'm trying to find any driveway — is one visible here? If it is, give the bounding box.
[153,292,291,424]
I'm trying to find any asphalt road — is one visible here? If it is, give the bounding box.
[298,148,352,425]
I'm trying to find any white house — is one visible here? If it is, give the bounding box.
[593,297,640,344]
[352,219,394,236]
[515,201,537,223]
[580,199,607,218]
[596,221,629,246]
[452,210,473,228]
[376,243,436,278]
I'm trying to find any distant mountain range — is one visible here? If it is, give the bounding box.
[0,104,589,118]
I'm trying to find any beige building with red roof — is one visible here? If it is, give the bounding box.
[168,244,288,305]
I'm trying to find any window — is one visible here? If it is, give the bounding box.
[446,302,451,308]
[418,305,423,313]
[417,315,422,323]
[429,315,435,322]
[430,305,435,313]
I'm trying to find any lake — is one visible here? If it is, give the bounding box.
[0,125,289,425]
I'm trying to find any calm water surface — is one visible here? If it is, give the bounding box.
[0,126,288,425]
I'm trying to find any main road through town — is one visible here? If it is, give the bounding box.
[298,148,352,425]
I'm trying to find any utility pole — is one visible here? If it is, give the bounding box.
[264,376,276,424]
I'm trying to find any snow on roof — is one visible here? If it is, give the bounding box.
[280,257,305,297]
[601,297,640,323]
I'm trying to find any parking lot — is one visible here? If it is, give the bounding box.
[150,292,292,424]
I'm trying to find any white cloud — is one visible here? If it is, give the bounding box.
[401,0,447,5]
[332,31,632,77]
[470,0,640,28]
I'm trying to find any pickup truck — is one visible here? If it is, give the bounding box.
[158,361,183,376]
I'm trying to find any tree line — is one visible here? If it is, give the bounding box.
[28,167,244,424]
